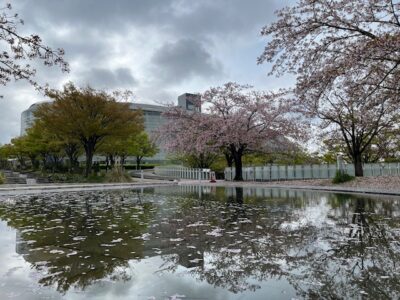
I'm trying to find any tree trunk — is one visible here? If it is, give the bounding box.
[120,155,126,166]
[109,154,115,167]
[105,156,109,172]
[354,152,363,177]
[41,154,47,170]
[66,153,78,173]
[65,143,79,173]
[85,147,94,177]
[232,150,243,181]
[29,156,39,169]
[224,151,234,168]
[136,156,142,170]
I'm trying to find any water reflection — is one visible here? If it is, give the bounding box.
[0,186,399,299]
[0,191,157,293]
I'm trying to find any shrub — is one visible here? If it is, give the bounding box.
[41,172,105,183]
[105,166,132,183]
[46,172,84,183]
[332,170,354,184]
[0,172,4,184]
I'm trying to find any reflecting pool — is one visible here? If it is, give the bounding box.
[0,186,399,299]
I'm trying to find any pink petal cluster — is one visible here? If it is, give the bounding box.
[157,82,309,180]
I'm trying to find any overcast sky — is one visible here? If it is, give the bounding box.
[0,0,294,144]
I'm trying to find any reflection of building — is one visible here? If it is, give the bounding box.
[20,94,201,162]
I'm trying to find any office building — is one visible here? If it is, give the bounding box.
[20,94,201,163]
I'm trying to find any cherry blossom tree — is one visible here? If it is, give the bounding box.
[157,103,221,168]
[258,0,400,176]
[159,82,308,181]
[0,3,68,91]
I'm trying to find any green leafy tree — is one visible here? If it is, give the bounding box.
[127,132,157,169]
[173,152,219,169]
[322,129,400,164]
[23,123,65,171]
[35,83,143,176]
[0,144,13,168]
[32,118,81,172]
[99,136,140,169]
[9,136,30,168]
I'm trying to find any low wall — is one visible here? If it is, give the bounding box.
[224,163,400,181]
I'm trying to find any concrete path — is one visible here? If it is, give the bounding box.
[0,179,177,195]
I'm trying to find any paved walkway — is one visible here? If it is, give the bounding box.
[1,177,400,197]
[178,179,400,196]
[0,179,177,195]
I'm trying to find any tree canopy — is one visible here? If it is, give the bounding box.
[35,83,143,176]
[159,82,308,180]
[259,0,400,176]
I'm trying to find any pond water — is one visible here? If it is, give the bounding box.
[0,186,399,300]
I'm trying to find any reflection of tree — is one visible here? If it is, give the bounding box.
[0,190,157,293]
[287,195,400,299]
[1,187,399,299]
[148,186,311,293]
[149,188,400,298]
[349,198,370,241]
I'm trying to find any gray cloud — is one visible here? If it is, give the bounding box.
[0,0,293,143]
[151,38,223,85]
[78,68,138,89]
[16,0,173,32]
[171,0,284,38]
[0,101,21,144]
[16,0,288,39]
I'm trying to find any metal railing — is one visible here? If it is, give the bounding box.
[154,166,211,180]
[224,162,400,181]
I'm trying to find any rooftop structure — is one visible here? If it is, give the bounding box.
[178,93,201,112]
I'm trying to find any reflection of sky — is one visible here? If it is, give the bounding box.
[0,218,297,300]
[0,220,61,300]
[0,215,297,300]
[280,197,337,253]
[50,255,296,300]
[280,197,336,231]
[1,187,400,299]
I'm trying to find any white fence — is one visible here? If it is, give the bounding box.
[224,162,400,181]
[154,166,211,180]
